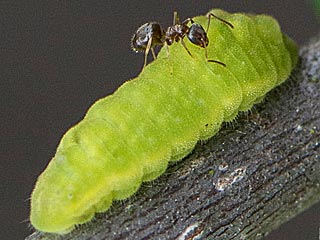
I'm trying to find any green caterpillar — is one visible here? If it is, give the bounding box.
[30,9,298,234]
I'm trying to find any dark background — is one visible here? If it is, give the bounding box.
[1,1,319,239]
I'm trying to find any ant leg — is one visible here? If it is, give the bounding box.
[165,43,170,57]
[203,40,209,60]
[143,37,153,68]
[204,13,231,67]
[173,11,180,25]
[206,13,234,33]
[180,38,193,57]
[151,48,157,60]
[203,39,226,67]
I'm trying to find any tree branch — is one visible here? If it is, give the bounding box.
[26,36,320,240]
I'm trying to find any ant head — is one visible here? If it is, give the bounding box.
[187,23,209,48]
[131,22,165,52]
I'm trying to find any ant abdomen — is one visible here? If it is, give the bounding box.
[131,22,164,53]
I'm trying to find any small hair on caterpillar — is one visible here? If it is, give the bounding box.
[131,11,234,69]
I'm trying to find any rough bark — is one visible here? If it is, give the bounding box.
[26,36,320,240]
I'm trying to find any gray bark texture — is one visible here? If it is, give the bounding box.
[26,36,320,240]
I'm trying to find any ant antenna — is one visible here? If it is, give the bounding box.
[207,59,226,66]
[173,11,179,25]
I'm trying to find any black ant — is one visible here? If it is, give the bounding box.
[131,12,234,69]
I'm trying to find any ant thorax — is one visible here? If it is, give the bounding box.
[131,22,165,53]
[165,24,189,45]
